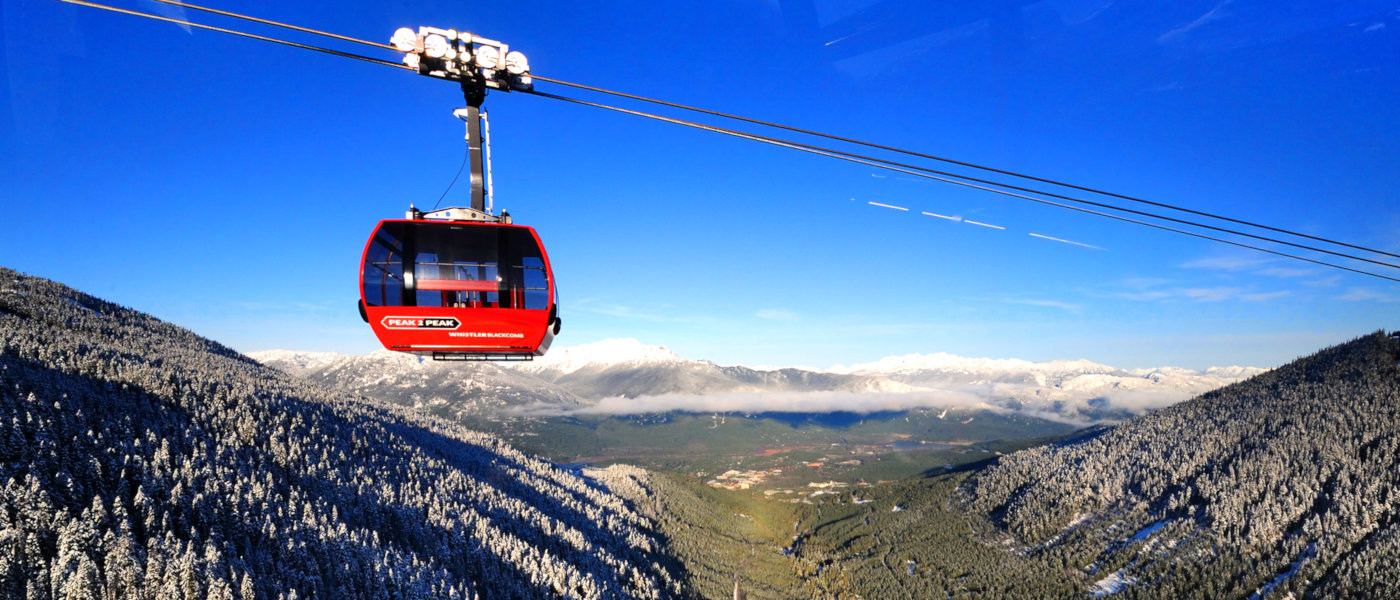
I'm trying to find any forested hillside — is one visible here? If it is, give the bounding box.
[0,268,682,600]
[957,331,1400,598]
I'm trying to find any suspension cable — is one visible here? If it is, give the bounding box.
[53,0,410,71]
[532,74,1400,262]
[526,89,1400,284]
[57,0,1400,283]
[524,89,1400,273]
[149,0,396,51]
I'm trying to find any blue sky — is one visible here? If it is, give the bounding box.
[3,0,1398,370]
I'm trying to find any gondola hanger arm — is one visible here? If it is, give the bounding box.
[389,26,531,217]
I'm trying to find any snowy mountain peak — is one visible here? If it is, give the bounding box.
[244,349,348,376]
[828,352,1118,379]
[245,349,345,368]
[1206,365,1268,378]
[518,338,684,375]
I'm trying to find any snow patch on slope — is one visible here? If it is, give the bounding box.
[1089,569,1137,597]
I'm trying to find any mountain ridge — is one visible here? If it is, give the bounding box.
[0,267,683,599]
[954,331,1400,598]
[249,339,1264,422]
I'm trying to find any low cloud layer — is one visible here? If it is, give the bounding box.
[1012,388,1199,426]
[509,388,1000,418]
[506,385,1204,427]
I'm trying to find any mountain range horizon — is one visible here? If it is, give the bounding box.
[251,336,1267,375]
[249,337,1268,425]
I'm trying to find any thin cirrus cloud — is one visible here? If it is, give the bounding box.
[920,211,1003,230]
[1107,280,1290,303]
[1181,287,1245,302]
[1157,0,1234,44]
[571,298,672,322]
[1116,290,1174,301]
[147,0,194,34]
[1181,254,1330,291]
[1257,267,1319,279]
[755,308,799,321]
[866,200,1100,245]
[1239,291,1291,302]
[1180,255,1318,279]
[1029,233,1104,250]
[1338,288,1400,303]
[865,198,1021,233]
[922,211,960,222]
[1004,298,1083,314]
[870,173,924,183]
[1181,254,1271,272]
[963,220,1004,230]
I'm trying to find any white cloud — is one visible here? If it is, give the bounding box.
[1181,254,1269,272]
[1122,276,1175,288]
[1303,274,1342,288]
[1029,233,1104,250]
[1239,291,1291,302]
[1258,267,1317,278]
[146,0,193,34]
[1005,298,1083,314]
[508,389,1002,417]
[1116,290,1173,301]
[1182,254,1321,280]
[871,173,924,182]
[571,298,672,322]
[1338,288,1400,303]
[1109,277,1290,304]
[964,220,1004,230]
[1158,0,1234,43]
[1181,287,1244,302]
[922,211,960,222]
[755,308,798,321]
[1014,389,1194,426]
[506,386,1212,428]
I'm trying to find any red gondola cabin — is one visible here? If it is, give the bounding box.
[359,216,558,360]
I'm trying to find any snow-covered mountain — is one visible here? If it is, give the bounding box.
[244,348,345,377]
[830,353,1122,386]
[0,268,681,599]
[250,339,1263,421]
[251,339,918,415]
[516,338,686,377]
[829,351,1265,408]
[249,349,586,418]
[956,332,1400,598]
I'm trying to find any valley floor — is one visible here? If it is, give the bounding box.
[634,469,1083,600]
